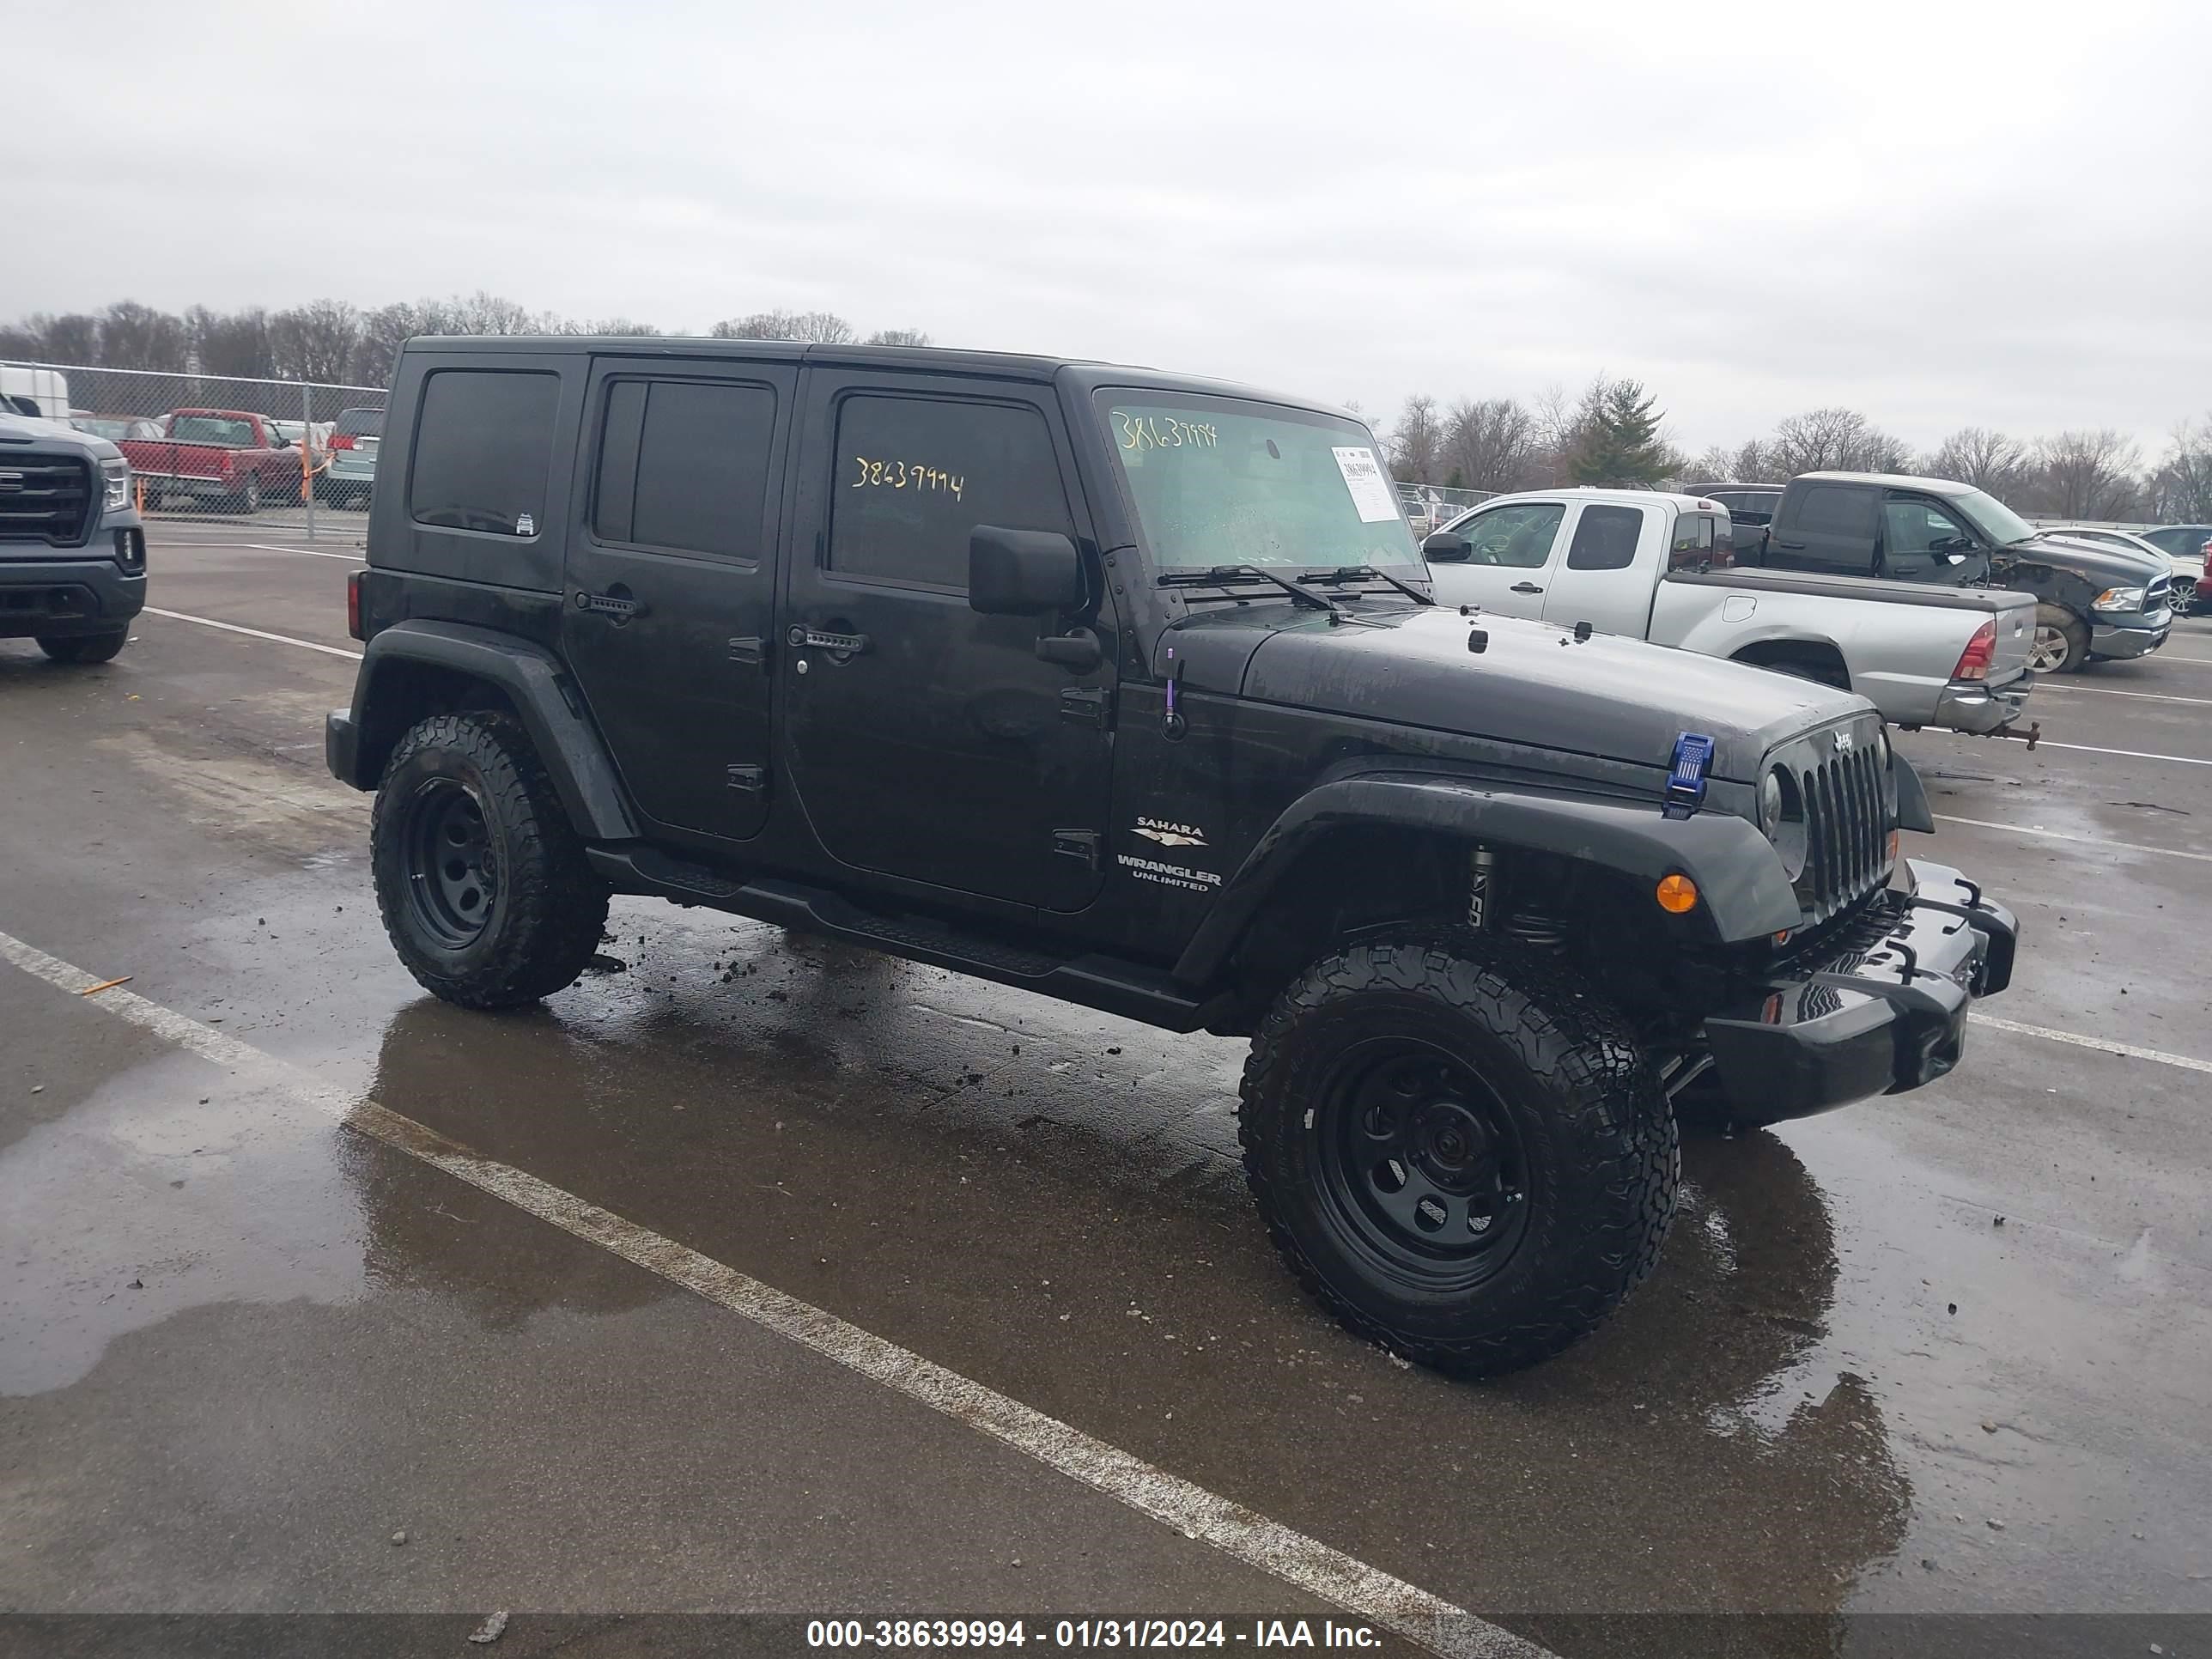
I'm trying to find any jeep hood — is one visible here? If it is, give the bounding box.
[1166,604,1865,783]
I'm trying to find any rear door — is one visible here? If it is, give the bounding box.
[777,368,1115,912]
[562,356,794,842]
[1424,499,1567,617]
[1538,500,1661,636]
[1768,482,1881,575]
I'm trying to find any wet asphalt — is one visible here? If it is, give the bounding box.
[3,522,2209,1655]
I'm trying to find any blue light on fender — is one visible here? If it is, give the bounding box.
[1662,732,1715,820]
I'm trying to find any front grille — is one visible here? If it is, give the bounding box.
[1797,738,1888,923]
[0,453,95,546]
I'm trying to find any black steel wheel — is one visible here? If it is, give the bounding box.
[371,711,609,1009]
[1240,930,1677,1377]
[398,777,500,949]
[1315,1037,1532,1292]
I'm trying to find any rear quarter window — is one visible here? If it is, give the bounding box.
[1793,484,1878,538]
[1565,504,1644,570]
[409,369,560,537]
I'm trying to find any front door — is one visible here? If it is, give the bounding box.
[562,357,794,842]
[779,372,1115,913]
[1425,499,1568,617]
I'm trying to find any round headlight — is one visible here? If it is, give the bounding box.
[1759,769,1784,837]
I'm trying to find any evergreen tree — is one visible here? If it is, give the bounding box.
[1569,379,1671,485]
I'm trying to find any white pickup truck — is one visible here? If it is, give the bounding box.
[1423,489,2038,735]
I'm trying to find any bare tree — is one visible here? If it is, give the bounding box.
[866,328,933,347]
[2148,417,2212,523]
[269,300,362,384]
[1386,393,1445,483]
[1687,444,1736,483]
[98,301,191,371]
[189,306,275,379]
[1442,397,1539,490]
[1927,427,2026,493]
[710,309,856,343]
[444,291,540,337]
[2029,428,2144,520]
[1766,407,1913,476]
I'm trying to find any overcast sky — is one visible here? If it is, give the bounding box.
[11,0,2209,455]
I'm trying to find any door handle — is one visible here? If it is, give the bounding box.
[1510,581,1544,594]
[574,590,644,619]
[1773,540,1807,550]
[787,624,871,655]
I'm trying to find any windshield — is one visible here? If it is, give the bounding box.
[1948,486,2037,546]
[1100,394,1421,571]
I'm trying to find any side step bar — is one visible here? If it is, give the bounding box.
[587,846,1211,1032]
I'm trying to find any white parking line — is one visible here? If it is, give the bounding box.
[1934,814,2212,863]
[148,540,364,562]
[1969,1013,2212,1077]
[142,607,362,660]
[2033,682,2212,708]
[0,927,1542,1659]
[2028,739,2212,767]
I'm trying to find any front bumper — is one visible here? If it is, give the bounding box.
[1700,860,2017,1127]
[0,535,148,639]
[1932,672,2032,734]
[2089,613,2171,661]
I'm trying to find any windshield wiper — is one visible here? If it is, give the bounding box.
[1297,564,1435,605]
[1157,564,1347,618]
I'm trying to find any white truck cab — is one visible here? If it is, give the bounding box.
[1425,488,2039,736]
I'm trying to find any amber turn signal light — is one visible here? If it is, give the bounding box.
[1655,874,1698,914]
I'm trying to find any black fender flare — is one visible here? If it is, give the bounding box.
[337,619,638,841]
[1174,774,1803,982]
[1890,748,1934,834]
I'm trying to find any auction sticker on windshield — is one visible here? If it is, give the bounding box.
[1332,447,1401,523]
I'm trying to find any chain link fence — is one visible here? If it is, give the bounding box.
[1,359,387,542]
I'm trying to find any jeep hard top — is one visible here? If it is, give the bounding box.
[326,337,2018,1376]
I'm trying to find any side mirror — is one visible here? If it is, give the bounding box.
[969,526,1084,616]
[1423,530,1473,562]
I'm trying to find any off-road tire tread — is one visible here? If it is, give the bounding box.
[372,711,608,1009]
[1239,929,1678,1376]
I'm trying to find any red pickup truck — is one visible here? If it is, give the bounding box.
[118,409,307,514]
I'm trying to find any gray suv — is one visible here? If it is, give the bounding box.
[1,411,147,662]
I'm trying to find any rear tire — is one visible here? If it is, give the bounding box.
[36,629,129,664]
[233,473,260,515]
[2029,604,2088,673]
[1239,930,1678,1377]
[371,711,610,1009]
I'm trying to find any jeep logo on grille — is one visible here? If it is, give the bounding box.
[1832,731,1854,753]
[0,471,24,493]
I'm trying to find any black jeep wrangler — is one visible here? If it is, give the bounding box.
[326,338,2017,1376]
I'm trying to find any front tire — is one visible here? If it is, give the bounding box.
[2029,604,2088,673]
[1239,932,1677,1377]
[371,711,610,1009]
[37,629,129,664]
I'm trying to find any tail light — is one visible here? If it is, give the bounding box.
[330,433,356,450]
[346,568,366,641]
[1953,619,1996,681]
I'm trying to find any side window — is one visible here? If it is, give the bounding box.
[410,369,560,536]
[1881,494,1971,558]
[1456,501,1565,568]
[828,395,1071,589]
[1566,504,1645,570]
[592,378,778,560]
[1668,511,1720,571]
[1793,484,1878,538]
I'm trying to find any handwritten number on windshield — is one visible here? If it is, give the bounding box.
[1116,413,1219,453]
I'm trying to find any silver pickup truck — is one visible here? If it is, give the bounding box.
[1424,489,2036,734]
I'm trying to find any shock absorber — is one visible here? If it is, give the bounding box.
[1468,845,1495,931]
